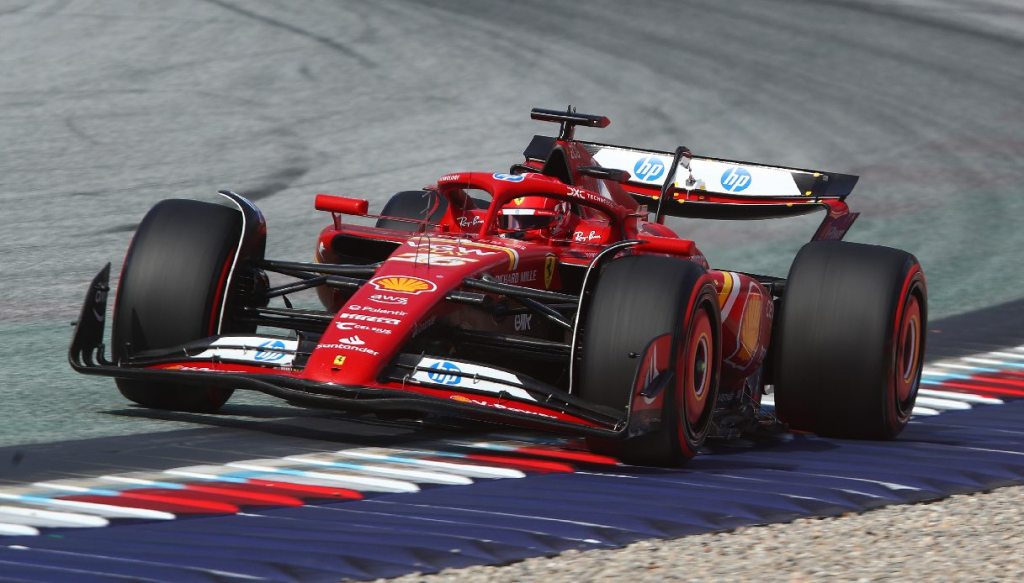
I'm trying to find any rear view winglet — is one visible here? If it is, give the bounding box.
[69,263,112,370]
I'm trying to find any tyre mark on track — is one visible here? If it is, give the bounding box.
[240,166,309,201]
[699,0,1024,97]
[199,0,377,69]
[64,117,101,146]
[97,223,139,235]
[0,3,32,18]
[798,0,1024,50]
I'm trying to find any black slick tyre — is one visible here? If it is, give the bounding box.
[578,255,721,466]
[773,241,927,439]
[112,199,246,412]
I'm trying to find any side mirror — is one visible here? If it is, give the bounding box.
[314,194,369,216]
[640,237,696,256]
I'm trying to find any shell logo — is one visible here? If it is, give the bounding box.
[369,275,437,295]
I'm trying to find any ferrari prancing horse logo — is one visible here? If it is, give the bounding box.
[544,255,557,289]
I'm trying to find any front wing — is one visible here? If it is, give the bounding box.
[69,265,628,437]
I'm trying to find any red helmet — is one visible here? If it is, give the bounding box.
[498,196,576,239]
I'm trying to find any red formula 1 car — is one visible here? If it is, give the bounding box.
[70,108,927,465]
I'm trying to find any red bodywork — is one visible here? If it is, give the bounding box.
[70,109,861,440]
[302,167,776,427]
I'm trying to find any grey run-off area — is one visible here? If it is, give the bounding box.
[0,0,1022,578]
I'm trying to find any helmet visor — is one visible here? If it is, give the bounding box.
[500,208,555,231]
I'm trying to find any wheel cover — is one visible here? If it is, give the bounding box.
[895,293,923,405]
[682,309,714,427]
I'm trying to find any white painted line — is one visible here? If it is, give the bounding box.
[240,473,380,491]
[918,388,1002,405]
[914,396,973,411]
[338,450,527,479]
[225,461,420,493]
[162,466,248,483]
[0,494,175,520]
[284,455,473,486]
[30,482,113,495]
[99,475,184,489]
[987,351,1024,360]
[921,367,970,378]
[0,506,109,529]
[837,488,888,499]
[931,362,1000,372]
[0,522,39,536]
[38,499,176,520]
[700,384,985,418]
[164,465,392,493]
[962,357,1005,365]
[752,469,921,491]
[451,441,517,452]
[366,498,621,530]
[945,445,1024,457]
[489,432,576,446]
[963,357,1024,367]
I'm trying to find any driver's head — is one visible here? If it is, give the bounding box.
[498,196,575,239]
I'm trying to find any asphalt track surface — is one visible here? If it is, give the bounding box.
[0,0,1023,579]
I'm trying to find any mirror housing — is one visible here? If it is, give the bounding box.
[315,194,369,216]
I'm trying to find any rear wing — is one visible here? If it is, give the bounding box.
[525,107,861,240]
[581,141,859,220]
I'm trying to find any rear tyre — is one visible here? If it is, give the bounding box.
[112,199,247,412]
[375,190,448,232]
[578,256,721,466]
[773,241,927,439]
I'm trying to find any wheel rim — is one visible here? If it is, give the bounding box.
[683,308,713,427]
[895,293,922,405]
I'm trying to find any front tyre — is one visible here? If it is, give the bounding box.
[112,199,248,412]
[578,256,721,466]
[773,241,927,439]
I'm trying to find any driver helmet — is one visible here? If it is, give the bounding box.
[498,196,575,239]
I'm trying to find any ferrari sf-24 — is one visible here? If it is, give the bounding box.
[70,108,927,466]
